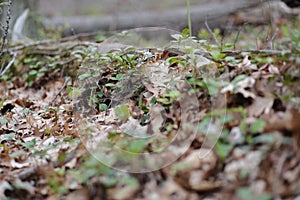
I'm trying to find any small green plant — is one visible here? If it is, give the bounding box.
[157,89,181,105]
[250,119,266,134]
[48,177,68,195]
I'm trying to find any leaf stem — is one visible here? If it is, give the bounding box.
[186,0,192,36]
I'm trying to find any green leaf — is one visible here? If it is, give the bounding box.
[215,142,234,160]
[0,96,6,110]
[224,56,238,63]
[198,29,210,38]
[253,134,275,144]
[250,119,266,134]
[110,73,124,81]
[239,120,248,134]
[114,104,130,121]
[9,150,27,158]
[67,86,84,98]
[105,83,116,87]
[57,152,67,165]
[236,187,272,200]
[102,176,118,187]
[210,51,226,61]
[224,43,234,50]
[78,72,93,80]
[113,55,123,63]
[164,90,181,99]
[140,114,150,125]
[156,98,171,105]
[48,178,68,195]
[236,187,253,200]
[89,96,100,105]
[0,117,7,125]
[203,78,221,96]
[181,28,190,37]
[96,91,104,98]
[99,103,108,111]
[24,57,35,64]
[29,69,38,75]
[166,124,173,132]
[257,193,272,200]
[198,117,210,133]
[0,2,9,6]
[166,57,179,65]
[232,74,247,84]
[0,132,15,142]
[19,138,36,149]
[128,139,147,153]
[121,176,139,187]
[246,135,254,144]
[220,129,230,140]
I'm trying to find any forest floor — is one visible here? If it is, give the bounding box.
[0,14,300,200]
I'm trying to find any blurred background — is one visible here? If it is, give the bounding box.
[1,0,298,40]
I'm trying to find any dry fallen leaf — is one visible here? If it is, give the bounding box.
[170,149,220,191]
[65,188,89,200]
[247,96,274,117]
[224,150,263,182]
[237,56,258,70]
[221,76,256,99]
[264,108,300,133]
[107,184,139,200]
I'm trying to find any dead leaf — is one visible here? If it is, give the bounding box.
[225,150,263,181]
[171,149,219,191]
[0,181,12,200]
[65,188,89,200]
[108,184,139,200]
[264,108,300,133]
[120,117,148,137]
[247,96,274,117]
[221,77,256,99]
[237,56,258,70]
[10,159,30,169]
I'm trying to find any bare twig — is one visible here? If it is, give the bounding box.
[8,31,110,52]
[0,51,17,76]
[1,45,9,71]
[233,24,246,50]
[205,17,220,46]
[222,49,292,56]
[268,28,279,49]
[50,77,71,106]
[22,41,102,57]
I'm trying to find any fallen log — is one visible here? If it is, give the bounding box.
[43,0,267,35]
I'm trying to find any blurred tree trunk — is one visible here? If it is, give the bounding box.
[43,0,265,36]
